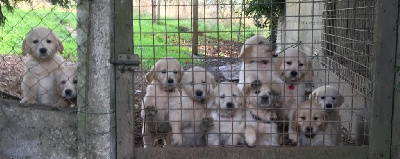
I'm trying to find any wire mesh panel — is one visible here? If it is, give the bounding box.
[133,0,373,149]
[0,0,90,157]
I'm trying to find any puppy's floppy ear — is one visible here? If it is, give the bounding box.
[145,65,155,84]
[290,110,299,132]
[336,93,345,107]
[309,90,318,103]
[208,73,217,89]
[274,55,283,72]
[56,35,64,54]
[177,67,184,83]
[238,43,253,64]
[21,38,29,56]
[303,59,314,81]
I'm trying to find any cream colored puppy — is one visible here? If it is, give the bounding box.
[275,47,314,121]
[141,57,183,148]
[169,66,216,146]
[207,82,245,146]
[291,100,337,146]
[244,81,281,147]
[55,65,77,107]
[20,27,65,106]
[309,85,344,145]
[238,35,278,93]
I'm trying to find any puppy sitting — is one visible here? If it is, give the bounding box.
[291,100,336,146]
[309,85,344,145]
[244,80,281,147]
[207,82,245,146]
[169,66,216,146]
[20,27,65,106]
[141,57,183,148]
[237,35,278,93]
[55,65,77,108]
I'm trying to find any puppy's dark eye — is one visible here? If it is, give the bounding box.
[232,94,237,98]
[201,81,206,84]
[286,61,292,65]
[299,63,304,66]
[46,40,52,43]
[173,71,178,74]
[255,91,260,94]
[332,97,336,100]
[220,94,225,99]
[73,80,78,84]
[250,60,255,63]
[261,60,268,64]
[258,41,264,44]
[33,40,39,43]
[321,96,325,99]
[161,70,166,74]
[61,80,66,84]
[300,116,306,120]
[313,117,319,121]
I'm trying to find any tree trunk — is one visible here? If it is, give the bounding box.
[157,0,161,24]
[192,0,198,55]
[152,0,156,23]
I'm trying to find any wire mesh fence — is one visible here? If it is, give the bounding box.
[0,0,381,157]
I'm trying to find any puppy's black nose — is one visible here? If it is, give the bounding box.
[290,71,298,77]
[261,95,269,102]
[306,127,313,132]
[167,78,174,84]
[226,102,233,109]
[326,103,333,109]
[195,90,203,96]
[39,48,47,54]
[65,89,72,95]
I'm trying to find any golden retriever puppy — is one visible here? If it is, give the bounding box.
[169,66,216,146]
[275,47,314,122]
[309,85,344,145]
[207,82,245,146]
[55,65,77,107]
[244,80,281,147]
[20,27,65,105]
[290,100,337,146]
[237,35,278,93]
[141,57,183,148]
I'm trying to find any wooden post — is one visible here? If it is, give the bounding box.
[114,0,137,158]
[392,11,400,159]
[370,0,399,158]
[192,0,199,55]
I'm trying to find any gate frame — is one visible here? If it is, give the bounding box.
[112,0,400,158]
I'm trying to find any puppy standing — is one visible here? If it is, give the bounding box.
[310,85,344,145]
[244,81,281,147]
[291,100,336,146]
[141,57,183,147]
[237,35,278,93]
[207,82,245,146]
[274,47,314,142]
[55,65,77,107]
[20,27,65,106]
[169,66,216,146]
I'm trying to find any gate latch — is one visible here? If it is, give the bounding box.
[109,54,140,73]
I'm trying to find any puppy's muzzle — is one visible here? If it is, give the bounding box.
[65,89,72,96]
[304,127,316,138]
[226,102,234,109]
[326,103,333,109]
[261,95,269,103]
[167,78,174,84]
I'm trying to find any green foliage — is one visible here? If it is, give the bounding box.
[0,0,74,26]
[243,0,285,29]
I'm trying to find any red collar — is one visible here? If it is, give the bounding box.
[288,84,295,90]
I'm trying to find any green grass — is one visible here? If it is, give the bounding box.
[1,7,261,69]
[0,7,77,60]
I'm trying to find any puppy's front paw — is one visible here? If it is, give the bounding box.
[202,117,214,130]
[145,106,156,117]
[171,134,183,146]
[245,128,256,147]
[154,135,166,147]
[20,98,37,105]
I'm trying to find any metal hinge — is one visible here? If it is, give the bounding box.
[109,54,140,73]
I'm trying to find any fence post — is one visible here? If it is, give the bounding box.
[392,15,400,159]
[370,0,399,158]
[77,0,115,158]
[113,0,137,158]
